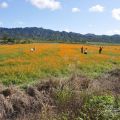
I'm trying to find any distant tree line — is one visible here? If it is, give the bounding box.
[0,27,120,44]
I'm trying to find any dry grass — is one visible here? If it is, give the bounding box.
[0,69,120,120]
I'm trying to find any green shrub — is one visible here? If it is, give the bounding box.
[55,89,73,105]
[80,95,120,120]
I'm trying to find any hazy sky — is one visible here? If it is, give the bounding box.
[0,0,120,35]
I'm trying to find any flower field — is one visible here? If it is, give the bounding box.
[0,43,120,86]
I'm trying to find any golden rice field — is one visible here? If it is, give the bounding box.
[0,43,120,86]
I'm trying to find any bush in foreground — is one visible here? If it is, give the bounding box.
[0,69,120,120]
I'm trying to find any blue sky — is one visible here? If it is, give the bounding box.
[0,0,120,35]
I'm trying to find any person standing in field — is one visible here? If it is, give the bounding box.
[99,46,103,54]
[81,46,84,53]
[30,47,36,52]
[84,48,88,54]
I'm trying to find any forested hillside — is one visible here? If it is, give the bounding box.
[0,27,120,43]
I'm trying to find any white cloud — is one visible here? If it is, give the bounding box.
[17,21,25,25]
[64,28,70,32]
[106,29,120,35]
[89,4,104,12]
[14,21,25,27]
[0,21,3,26]
[112,8,120,21]
[72,8,80,13]
[28,0,61,10]
[0,2,8,8]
